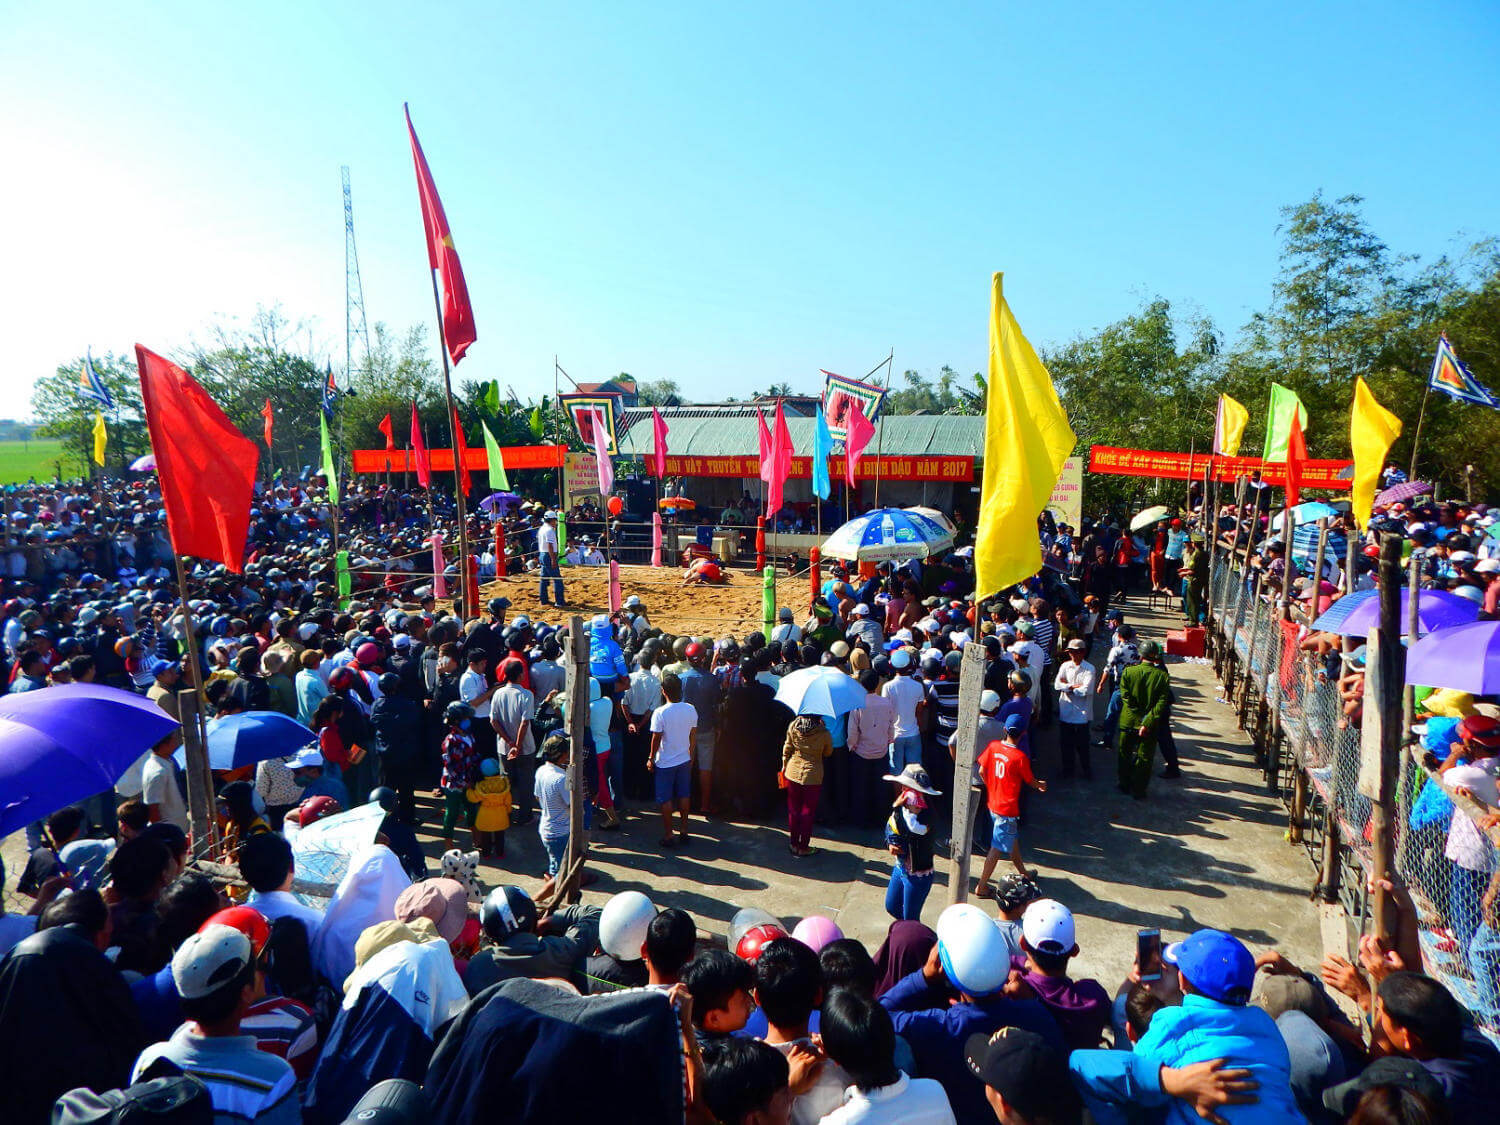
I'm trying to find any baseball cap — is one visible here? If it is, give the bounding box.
[171,924,252,1000]
[1021,899,1075,956]
[1066,638,1088,652]
[289,746,325,770]
[777,606,793,621]
[979,689,1001,713]
[852,602,870,616]
[1459,714,1500,749]
[1003,713,1026,734]
[1321,1056,1446,1119]
[1163,929,1255,1003]
[201,906,271,956]
[964,1027,1077,1122]
[625,595,644,609]
[392,633,412,650]
[394,878,470,944]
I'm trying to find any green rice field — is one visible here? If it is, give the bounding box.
[0,439,81,484]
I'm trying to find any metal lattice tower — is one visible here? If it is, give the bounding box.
[341,165,372,384]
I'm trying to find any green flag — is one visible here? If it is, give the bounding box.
[480,418,510,490]
[320,412,339,503]
[336,549,351,606]
[1262,382,1308,462]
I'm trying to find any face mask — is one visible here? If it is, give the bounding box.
[292,774,311,788]
[459,719,471,730]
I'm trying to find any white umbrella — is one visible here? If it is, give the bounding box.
[1129,505,1171,531]
[907,505,957,534]
[130,453,157,472]
[773,666,868,717]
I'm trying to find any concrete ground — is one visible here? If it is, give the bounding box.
[428,597,1325,984]
[1,597,1326,988]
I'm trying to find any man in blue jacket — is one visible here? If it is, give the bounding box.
[1069,929,1304,1125]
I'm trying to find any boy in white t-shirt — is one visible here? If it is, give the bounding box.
[649,674,698,851]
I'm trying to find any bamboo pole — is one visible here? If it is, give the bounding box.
[429,273,472,620]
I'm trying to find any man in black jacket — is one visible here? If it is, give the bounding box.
[371,673,423,824]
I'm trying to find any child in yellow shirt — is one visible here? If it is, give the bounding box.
[466,757,512,859]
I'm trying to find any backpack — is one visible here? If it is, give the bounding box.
[51,1076,211,1125]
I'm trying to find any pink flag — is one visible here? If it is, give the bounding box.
[768,401,794,516]
[844,398,876,490]
[592,408,615,498]
[651,407,670,479]
[757,410,773,487]
[430,532,448,599]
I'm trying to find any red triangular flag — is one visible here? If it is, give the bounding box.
[260,398,273,449]
[405,106,477,366]
[450,405,472,497]
[768,401,794,515]
[135,346,259,572]
[1285,409,1307,509]
[410,401,431,488]
[378,413,395,451]
[845,399,876,490]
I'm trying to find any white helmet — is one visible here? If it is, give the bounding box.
[599,891,656,961]
[935,903,1009,997]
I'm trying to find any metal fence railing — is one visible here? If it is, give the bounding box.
[1205,554,1499,1040]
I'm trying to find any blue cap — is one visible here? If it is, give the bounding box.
[1003,713,1027,733]
[1163,929,1254,1004]
[480,758,500,777]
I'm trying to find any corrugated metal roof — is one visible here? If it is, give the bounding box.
[616,414,986,458]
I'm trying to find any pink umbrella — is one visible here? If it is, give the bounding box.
[1375,480,1431,506]
[130,453,157,472]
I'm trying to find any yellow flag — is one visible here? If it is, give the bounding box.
[1350,377,1401,530]
[975,273,1076,598]
[92,411,107,466]
[1213,394,1249,457]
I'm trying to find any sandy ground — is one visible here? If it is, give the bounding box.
[481,564,811,638]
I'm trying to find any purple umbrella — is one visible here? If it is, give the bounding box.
[478,491,521,514]
[0,683,180,837]
[1311,587,1479,638]
[1406,620,1500,693]
[1374,480,1432,507]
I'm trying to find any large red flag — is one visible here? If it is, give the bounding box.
[450,405,472,497]
[1286,410,1308,509]
[768,401,794,516]
[261,398,273,449]
[410,401,431,488]
[844,398,876,490]
[135,346,259,572]
[378,413,395,451]
[405,105,477,366]
[651,407,669,480]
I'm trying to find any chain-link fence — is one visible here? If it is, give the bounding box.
[1206,552,1499,1041]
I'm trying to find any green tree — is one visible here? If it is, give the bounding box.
[30,352,151,481]
[636,378,682,407]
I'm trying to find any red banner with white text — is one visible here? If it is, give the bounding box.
[353,444,567,474]
[1088,445,1351,488]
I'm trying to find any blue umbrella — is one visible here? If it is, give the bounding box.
[175,710,316,771]
[1271,502,1339,532]
[774,666,868,717]
[0,684,180,837]
[821,507,954,562]
[1311,588,1480,638]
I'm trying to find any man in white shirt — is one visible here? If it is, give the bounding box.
[492,662,537,824]
[818,989,955,1125]
[582,539,606,566]
[460,649,497,760]
[536,511,565,606]
[649,676,697,850]
[770,606,802,645]
[882,651,926,772]
[140,740,189,832]
[1052,638,1097,780]
[240,833,325,940]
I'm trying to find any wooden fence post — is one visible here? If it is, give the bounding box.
[947,642,987,905]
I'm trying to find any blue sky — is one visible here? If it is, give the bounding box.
[2,2,1497,414]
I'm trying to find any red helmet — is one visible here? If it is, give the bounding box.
[355,642,382,666]
[329,667,356,690]
[296,795,341,825]
[202,905,270,955]
[685,642,705,661]
[1362,543,1381,558]
[735,923,789,965]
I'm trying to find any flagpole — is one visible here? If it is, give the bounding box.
[1407,383,1432,480]
[429,270,472,619]
[870,349,893,509]
[554,356,562,507]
